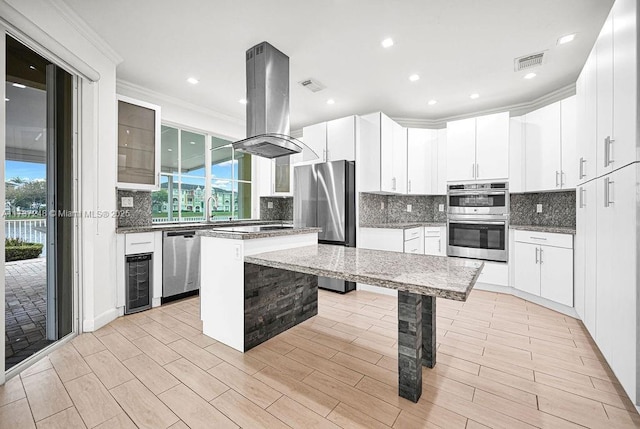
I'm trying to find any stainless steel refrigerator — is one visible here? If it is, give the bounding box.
[294,160,356,293]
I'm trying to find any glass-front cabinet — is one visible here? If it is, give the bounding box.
[117,95,161,190]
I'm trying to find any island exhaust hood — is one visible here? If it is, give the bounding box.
[233,42,304,159]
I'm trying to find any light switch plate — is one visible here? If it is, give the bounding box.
[407,204,412,212]
[121,197,134,208]
[267,201,274,209]
[536,204,543,213]
[438,204,445,212]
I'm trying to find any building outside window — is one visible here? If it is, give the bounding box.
[152,125,251,223]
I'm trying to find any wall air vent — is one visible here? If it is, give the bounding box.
[514,52,546,71]
[298,78,326,93]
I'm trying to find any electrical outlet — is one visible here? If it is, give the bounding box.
[407,204,412,212]
[536,204,543,213]
[234,244,242,261]
[267,201,274,209]
[438,204,445,212]
[381,202,385,210]
[121,197,134,208]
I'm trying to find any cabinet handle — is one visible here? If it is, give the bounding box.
[604,177,614,207]
[561,171,566,186]
[579,157,586,179]
[579,187,585,208]
[555,171,560,187]
[539,248,543,264]
[530,236,547,241]
[476,163,479,178]
[472,164,475,178]
[604,137,615,167]
[322,149,326,162]
[326,149,330,161]
[438,239,441,253]
[392,177,396,191]
[408,180,411,193]
[535,247,539,264]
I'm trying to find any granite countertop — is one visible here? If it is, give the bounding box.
[246,244,484,301]
[116,220,292,234]
[510,225,576,235]
[361,222,446,229]
[197,227,321,240]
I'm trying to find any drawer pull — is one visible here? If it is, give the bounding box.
[529,237,546,241]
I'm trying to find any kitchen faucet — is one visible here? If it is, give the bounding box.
[205,196,215,222]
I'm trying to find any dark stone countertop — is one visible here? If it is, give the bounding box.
[197,227,321,240]
[246,244,483,301]
[509,225,576,235]
[116,220,292,234]
[360,222,447,229]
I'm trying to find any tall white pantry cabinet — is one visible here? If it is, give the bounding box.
[575,0,639,406]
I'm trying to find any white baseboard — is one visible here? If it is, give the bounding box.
[474,282,578,318]
[356,283,398,297]
[83,307,119,332]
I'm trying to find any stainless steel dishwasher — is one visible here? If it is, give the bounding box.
[162,230,200,302]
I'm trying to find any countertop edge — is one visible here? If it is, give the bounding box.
[509,225,576,235]
[198,227,321,240]
[116,220,293,234]
[360,222,447,230]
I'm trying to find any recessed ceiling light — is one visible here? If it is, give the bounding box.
[381,38,394,48]
[524,72,537,79]
[409,74,420,82]
[428,99,437,106]
[238,98,247,104]
[470,93,480,99]
[167,148,173,152]
[190,141,196,145]
[29,65,36,70]
[557,33,576,45]
[12,83,26,89]
[327,99,335,105]
[186,77,199,85]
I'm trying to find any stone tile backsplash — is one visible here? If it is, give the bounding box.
[260,197,293,221]
[510,190,576,228]
[359,193,447,225]
[116,189,152,228]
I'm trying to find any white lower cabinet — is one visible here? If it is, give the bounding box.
[513,231,573,307]
[424,227,446,256]
[575,180,597,335]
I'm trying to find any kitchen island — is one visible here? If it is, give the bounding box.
[198,226,322,353]
[246,244,484,403]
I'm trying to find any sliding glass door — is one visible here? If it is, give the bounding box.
[4,35,75,370]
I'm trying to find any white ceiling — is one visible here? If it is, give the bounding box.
[64,0,613,131]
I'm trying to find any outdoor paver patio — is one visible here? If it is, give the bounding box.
[4,258,52,369]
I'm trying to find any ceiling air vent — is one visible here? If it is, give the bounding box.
[298,78,325,93]
[514,52,546,71]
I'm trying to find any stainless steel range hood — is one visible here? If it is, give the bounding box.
[233,42,304,159]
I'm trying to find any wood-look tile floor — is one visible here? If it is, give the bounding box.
[1,289,639,428]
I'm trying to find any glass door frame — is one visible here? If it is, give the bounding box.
[1,27,81,382]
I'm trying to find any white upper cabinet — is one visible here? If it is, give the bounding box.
[361,112,407,194]
[436,129,447,194]
[117,96,161,190]
[524,102,562,191]
[446,117,476,181]
[475,112,509,180]
[447,113,509,182]
[380,114,397,192]
[596,11,614,177]
[576,50,598,184]
[391,122,408,194]
[560,96,578,188]
[301,122,327,162]
[509,116,525,193]
[301,115,357,163]
[612,0,638,171]
[407,129,437,194]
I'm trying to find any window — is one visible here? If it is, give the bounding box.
[152,126,252,223]
[211,136,252,220]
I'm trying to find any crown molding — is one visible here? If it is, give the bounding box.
[117,79,245,126]
[50,0,123,65]
[392,83,576,129]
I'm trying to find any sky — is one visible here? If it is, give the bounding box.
[6,161,46,182]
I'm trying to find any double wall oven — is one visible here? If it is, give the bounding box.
[447,182,509,262]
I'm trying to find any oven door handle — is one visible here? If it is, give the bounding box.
[448,220,507,225]
[449,191,506,196]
